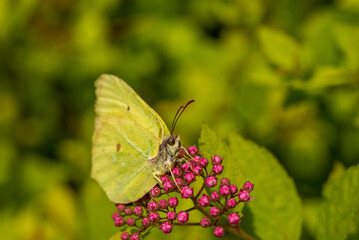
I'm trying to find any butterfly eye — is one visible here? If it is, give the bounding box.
[168,137,175,146]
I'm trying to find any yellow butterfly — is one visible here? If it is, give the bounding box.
[91,74,193,204]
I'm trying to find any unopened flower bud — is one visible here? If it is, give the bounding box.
[126,217,135,226]
[184,172,196,183]
[124,207,133,215]
[198,194,211,207]
[159,199,168,209]
[161,175,171,183]
[181,186,194,198]
[114,216,124,227]
[187,146,198,156]
[121,232,130,240]
[193,165,203,175]
[181,162,192,172]
[130,232,140,240]
[159,221,173,234]
[211,155,223,165]
[210,206,221,217]
[228,213,241,226]
[175,178,185,187]
[230,184,238,194]
[220,178,230,186]
[226,198,236,208]
[213,164,224,175]
[199,157,209,168]
[148,201,159,211]
[150,186,161,197]
[112,212,120,220]
[133,206,143,216]
[238,190,251,202]
[167,211,177,221]
[210,191,220,202]
[168,197,178,208]
[200,217,211,228]
[172,167,182,177]
[219,185,231,196]
[163,180,175,192]
[148,212,160,222]
[243,181,254,192]
[177,211,189,223]
[205,176,218,187]
[213,226,225,237]
[142,217,150,227]
[117,204,126,212]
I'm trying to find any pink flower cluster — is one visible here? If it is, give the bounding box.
[111,145,254,239]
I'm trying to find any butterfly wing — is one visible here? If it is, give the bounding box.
[92,74,170,203]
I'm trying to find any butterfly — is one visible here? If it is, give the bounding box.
[91,74,194,203]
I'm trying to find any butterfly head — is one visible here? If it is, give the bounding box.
[166,134,181,157]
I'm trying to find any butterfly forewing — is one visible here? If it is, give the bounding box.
[92,74,169,203]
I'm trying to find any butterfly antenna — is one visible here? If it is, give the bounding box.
[170,100,195,135]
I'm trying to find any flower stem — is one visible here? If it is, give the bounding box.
[220,225,256,240]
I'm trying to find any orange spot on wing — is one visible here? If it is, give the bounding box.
[116,143,121,152]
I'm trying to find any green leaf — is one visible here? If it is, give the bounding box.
[259,26,300,70]
[317,164,359,240]
[229,132,302,240]
[199,124,246,187]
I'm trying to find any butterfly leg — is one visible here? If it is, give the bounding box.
[153,171,164,187]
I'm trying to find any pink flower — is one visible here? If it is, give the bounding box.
[177,211,189,223]
[181,162,192,172]
[167,211,177,221]
[220,178,230,186]
[150,186,161,197]
[187,146,198,156]
[181,186,194,198]
[184,172,196,183]
[210,191,220,202]
[168,197,178,208]
[141,217,150,227]
[133,206,143,216]
[148,212,160,222]
[230,184,238,194]
[193,165,203,175]
[159,221,173,234]
[228,213,241,226]
[213,164,224,175]
[114,216,124,227]
[163,180,175,192]
[112,212,120,220]
[175,178,185,187]
[210,206,221,217]
[226,198,236,208]
[117,204,126,212]
[198,194,211,207]
[219,185,231,196]
[126,217,135,226]
[243,181,255,192]
[124,207,133,215]
[238,190,251,202]
[172,167,182,177]
[205,176,218,187]
[130,233,140,240]
[159,199,168,209]
[213,226,225,237]
[211,155,223,165]
[121,232,130,240]
[148,201,159,211]
[200,217,211,228]
[199,157,209,168]
[161,175,171,183]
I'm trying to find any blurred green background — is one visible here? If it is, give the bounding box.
[1,0,359,239]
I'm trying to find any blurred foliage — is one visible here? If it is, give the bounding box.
[1,0,359,239]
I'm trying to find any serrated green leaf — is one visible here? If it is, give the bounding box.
[199,124,245,187]
[259,26,300,70]
[229,132,302,240]
[317,164,359,240]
